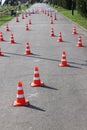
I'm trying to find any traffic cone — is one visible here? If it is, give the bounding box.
[28,19,32,24]
[76,36,83,47]
[47,11,49,16]
[59,51,69,67]
[49,28,55,37]
[16,16,19,22]
[50,17,53,24]
[72,26,77,34]
[50,12,52,17]
[9,33,15,44]
[0,32,4,42]
[13,81,29,106]
[57,32,63,42]
[0,48,4,56]
[31,66,44,87]
[24,42,32,55]
[6,24,9,31]
[54,13,57,20]
[22,13,24,19]
[25,24,29,31]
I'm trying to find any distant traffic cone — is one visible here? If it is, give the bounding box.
[22,13,24,19]
[50,17,53,24]
[50,12,52,17]
[57,32,63,42]
[25,24,29,31]
[28,19,32,24]
[16,16,19,22]
[76,36,83,47]
[9,33,15,44]
[0,48,4,56]
[47,11,49,16]
[31,66,44,87]
[28,11,31,16]
[72,26,77,34]
[0,32,4,42]
[49,28,55,37]
[6,24,9,31]
[24,42,31,55]
[13,81,29,106]
[54,13,57,20]
[59,51,69,67]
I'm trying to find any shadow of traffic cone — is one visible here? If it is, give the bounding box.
[24,42,32,55]
[76,36,84,47]
[50,17,53,24]
[59,51,69,67]
[9,33,15,44]
[25,24,29,31]
[0,32,4,42]
[72,26,77,34]
[13,81,29,106]
[57,32,63,42]
[31,66,44,87]
[6,24,9,31]
[0,48,4,56]
[16,16,19,22]
[49,28,55,37]
[54,13,57,20]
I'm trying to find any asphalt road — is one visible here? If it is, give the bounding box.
[0,3,87,130]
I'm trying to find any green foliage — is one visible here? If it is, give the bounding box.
[76,0,87,17]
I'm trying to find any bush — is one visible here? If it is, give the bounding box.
[76,0,87,17]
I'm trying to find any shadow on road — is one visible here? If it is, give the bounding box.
[42,85,58,90]
[26,104,46,112]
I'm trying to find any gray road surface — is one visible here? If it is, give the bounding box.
[0,3,87,130]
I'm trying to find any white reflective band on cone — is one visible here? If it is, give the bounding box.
[34,71,39,74]
[17,94,24,98]
[33,77,40,80]
[17,87,23,90]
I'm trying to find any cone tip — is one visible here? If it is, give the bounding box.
[18,81,22,86]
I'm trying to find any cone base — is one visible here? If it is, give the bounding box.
[0,54,4,56]
[50,34,55,37]
[13,99,29,106]
[59,62,69,67]
[31,81,44,87]
[76,44,83,47]
[24,52,32,55]
[72,32,77,35]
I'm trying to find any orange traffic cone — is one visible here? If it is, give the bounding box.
[0,48,4,56]
[54,13,57,20]
[57,32,63,42]
[25,24,29,31]
[72,26,77,34]
[50,12,52,17]
[47,11,49,16]
[49,28,55,37]
[24,42,32,55]
[28,19,32,24]
[59,51,69,67]
[9,33,15,44]
[13,81,29,106]
[6,24,9,31]
[76,36,83,47]
[50,17,53,24]
[0,32,4,42]
[16,16,19,22]
[22,13,24,19]
[31,66,44,87]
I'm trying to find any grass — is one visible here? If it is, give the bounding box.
[53,6,87,29]
[0,4,31,26]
